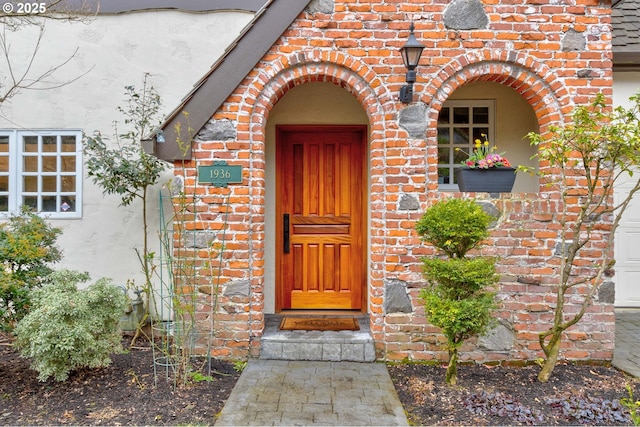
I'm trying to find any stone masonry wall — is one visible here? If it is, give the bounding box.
[174,0,614,362]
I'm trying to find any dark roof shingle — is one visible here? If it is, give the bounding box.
[613,0,640,66]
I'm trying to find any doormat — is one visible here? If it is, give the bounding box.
[279,317,360,331]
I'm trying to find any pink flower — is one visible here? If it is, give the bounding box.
[457,135,513,169]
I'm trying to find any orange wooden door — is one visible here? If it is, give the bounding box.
[276,126,366,310]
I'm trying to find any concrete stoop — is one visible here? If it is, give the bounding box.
[260,314,376,362]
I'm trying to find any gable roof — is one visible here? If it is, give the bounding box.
[612,0,640,68]
[155,0,311,160]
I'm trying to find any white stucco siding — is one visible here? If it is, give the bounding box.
[0,10,253,287]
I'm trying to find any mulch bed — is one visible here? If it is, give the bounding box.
[0,334,240,426]
[388,362,639,426]
[2,330,639,426]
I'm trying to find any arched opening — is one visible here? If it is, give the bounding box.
[264,81,369,313]
[438,81,539,193]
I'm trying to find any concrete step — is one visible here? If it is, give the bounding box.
[260,314,376,362]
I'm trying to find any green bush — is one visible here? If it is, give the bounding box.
[422,257,497,299]
[416,198,498,385]
[0,207,62,331]
[14,270,127,382]
[415,198,491,258]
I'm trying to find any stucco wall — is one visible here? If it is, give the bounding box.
[0,10,253,287]
[613,71,640,106]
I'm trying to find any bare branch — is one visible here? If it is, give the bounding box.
[0,24,92,107]
[0,0,94,29]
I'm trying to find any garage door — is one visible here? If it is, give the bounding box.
[614,173,640,307]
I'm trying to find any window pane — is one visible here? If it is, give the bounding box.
[61,135,77,152]
[23,136,38,152]
[42,156,57,172]
[0,175,7,191]
[437,128,449,145]
[473,107,489,124]
[23,156,38,172]
[454,148,468,164]
[42,136,57,152]
[41,195,56,212]
[453,107,469,124]
[438,107,450,124]
[437,147,450,164]
[23,196,37,210]
[24,176,38,192]
[473,128,489,141]
[61,175,75,192]
[42,176,57,192]
[0,157,8,173]
[0,136,8,152]
[61,156,76,172]
[11,131,82,216]
[0,195,7,212]
[438,167,451,184]
[60,197,75,212]
[453,128,469,145]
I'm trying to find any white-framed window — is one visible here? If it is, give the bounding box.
[437,100,495,191]
[0,130,82,218]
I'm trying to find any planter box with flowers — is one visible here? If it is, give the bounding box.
[455,135,516,192]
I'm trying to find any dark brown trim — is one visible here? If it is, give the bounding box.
[614,51,640,67]
[614,64,640,72]
[156,0,311,160]
[55,0,266,14]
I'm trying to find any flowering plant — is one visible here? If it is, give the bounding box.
[457,134,511,169]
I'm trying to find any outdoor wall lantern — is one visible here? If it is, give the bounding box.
[399,23,425,103]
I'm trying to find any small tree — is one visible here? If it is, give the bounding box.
[416,198,498,385]
[83,73,166,336]
[0,206,62,330]
[526,92,640,382]
[14,269,127,382]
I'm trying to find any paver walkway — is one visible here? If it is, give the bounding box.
[612,308,640,378]
[214,360,409,426]
[215,309,639,426]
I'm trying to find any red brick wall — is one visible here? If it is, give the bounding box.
[175,0,614,362]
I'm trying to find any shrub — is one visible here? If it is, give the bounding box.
[14,270,127,382]
[415,198,491,258]
[416,198,498,385]
[0,207,62,331]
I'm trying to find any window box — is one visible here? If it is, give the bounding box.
[455,167,516,193]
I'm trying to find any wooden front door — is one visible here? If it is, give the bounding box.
[276,125,366,310]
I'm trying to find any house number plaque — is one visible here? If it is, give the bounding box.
[198,162,243,187]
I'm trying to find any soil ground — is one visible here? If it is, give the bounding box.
[1,331,638,426]
[388,362,639,426]
[0,334,240,426]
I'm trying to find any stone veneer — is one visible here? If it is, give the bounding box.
[172,0,615,362]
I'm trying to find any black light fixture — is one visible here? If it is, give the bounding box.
[399,23,425,103]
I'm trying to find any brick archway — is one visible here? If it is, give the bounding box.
[424,49,569,137]
[421,49,570,187]
[243,52,394,347]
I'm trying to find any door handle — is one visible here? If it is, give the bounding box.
[283,213,290,254]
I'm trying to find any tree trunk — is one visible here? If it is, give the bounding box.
[538,333,562,382]
[446,348,458,385]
